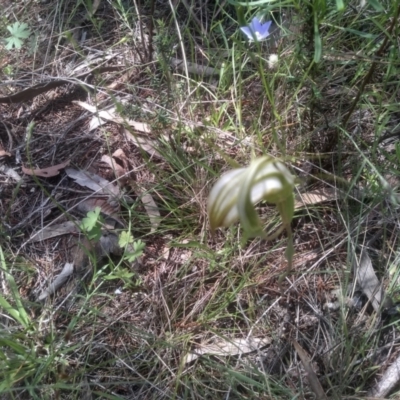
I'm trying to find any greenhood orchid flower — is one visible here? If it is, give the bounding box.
[208,156,296,291]
[208,156,295,239]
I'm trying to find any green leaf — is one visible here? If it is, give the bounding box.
[366,0,384,11]
[80,207,102,240]
[119,231,134,248]
[0,247,30,328]
[125,240,145,263]
[80,207,101,232]
[335,0,345,10]
[314,22,322,63]
[5,22,31,50]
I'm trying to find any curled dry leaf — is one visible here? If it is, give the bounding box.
[185,337,271,364]
[22,160,70,177]
[112,149,129,170]
[101,155,126,178]
[101,149,130,185]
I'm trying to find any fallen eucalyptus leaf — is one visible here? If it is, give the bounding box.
[74,101,150,133]
[292,339,328,400]
[22,160,70,177]
[124,129,164,160]
[354,250,383,313]
[368,351,400,398]
[29,221,79,242]
[37,263,74,301]
[140,192,160,233]
[184,337,271,364]
[295,187,339,209]
[65,168,120,197]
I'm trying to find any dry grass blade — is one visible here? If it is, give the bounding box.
[292,339,328,400]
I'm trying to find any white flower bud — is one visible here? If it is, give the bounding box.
[268,54,279,70]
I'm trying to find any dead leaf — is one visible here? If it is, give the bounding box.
[22,160,70,177]
[184,337,271,364]
[29,221,79,242]
[368,352,400,398]
[37,232,122,302]
[0,144,11,157]
[170,58,220,76]
[354,250,383,313]
[292,339,328,400]
[37,262,74,301]
[65,168,120,197]
[74,101,151,133]
[138,190,160,233]
[295,187,339,209]
[98,231,123,257]
[0,165,22,182]
[124,129,164,159]
[77,198,124,227]
[101,155,126,178]
[112,149,129,170]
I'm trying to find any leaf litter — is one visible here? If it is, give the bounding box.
[2,1,400,399]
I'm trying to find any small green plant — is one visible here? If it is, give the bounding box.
[100,231,145,289]
[118,231,145,263]
[80,207,103,241]
[5,22,31,50]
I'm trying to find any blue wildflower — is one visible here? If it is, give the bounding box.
[240,17,272,42]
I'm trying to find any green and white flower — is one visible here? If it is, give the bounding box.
[208,156,295,239]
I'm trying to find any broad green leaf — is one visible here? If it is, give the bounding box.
[335,0,345,10]
[5,22,31,50]
[80,207,101,232]
[314,26,322,63]
[119,231,134,247]
[366,0,384,11]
